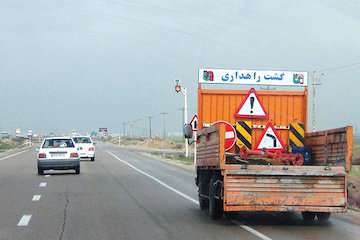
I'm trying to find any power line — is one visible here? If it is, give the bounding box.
[318,61,360,73]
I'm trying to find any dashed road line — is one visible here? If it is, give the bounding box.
[39,182,47,187]
[0,149,30,161]
[45,175,51,178]
[32,195,41,201]
[107,151,273,240]
[17,215,32,226]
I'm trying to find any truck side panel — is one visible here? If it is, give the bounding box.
[306,126,353,172]
[197,125,226,168]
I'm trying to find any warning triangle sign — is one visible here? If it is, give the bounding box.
[255,123,286,151]
[234,88,267,119]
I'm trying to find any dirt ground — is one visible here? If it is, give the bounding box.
[349,176,360,210]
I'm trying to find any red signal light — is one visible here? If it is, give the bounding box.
[175,85,181,93]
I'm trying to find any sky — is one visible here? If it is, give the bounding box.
[0,0,359,136]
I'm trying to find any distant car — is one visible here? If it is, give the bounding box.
[72,136,95,161]
[37,137,80,175]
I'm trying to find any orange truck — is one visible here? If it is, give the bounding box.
[185,68,353,221]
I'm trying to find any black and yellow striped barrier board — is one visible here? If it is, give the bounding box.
[235,121,252,149]
[289,122,305,150]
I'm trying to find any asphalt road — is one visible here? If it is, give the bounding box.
[0,144,359,240]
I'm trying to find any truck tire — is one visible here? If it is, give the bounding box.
[198,181,209,210]
[75,166,80,175]
[209,176,223,220]
[91,157,95,162]
[199,195,209,210]
[38,167,44,175]
[302,212,316,222]
[198,173,209,210]
[316,212,331,223]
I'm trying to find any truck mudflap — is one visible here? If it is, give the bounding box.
[223,165,347,213]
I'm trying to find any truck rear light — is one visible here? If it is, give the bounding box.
[70,152,79,158]
[38,153,46,159]
[89,147,95,151]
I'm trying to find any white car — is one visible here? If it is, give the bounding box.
[72,136,96,161]
[37,137,80,175]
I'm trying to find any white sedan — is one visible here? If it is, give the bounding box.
[72,136,96,161]
[37,137,80,175]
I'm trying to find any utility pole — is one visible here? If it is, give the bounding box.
[148,116,152,138]
[122,122,127,137]
[312,71,323,132]
[160,112,168,139]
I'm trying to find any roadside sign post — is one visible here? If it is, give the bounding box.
[184,87,189,158]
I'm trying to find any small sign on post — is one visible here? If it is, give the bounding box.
[190,115,198,131]
[190,114,199,169]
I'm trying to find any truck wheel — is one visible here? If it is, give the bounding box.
[38,167,44,175]
[198,176,209,210]
[199,195,209,210]
[75,166,80,175]
[302,212,316,222]
[316,212,331,223]
[209,176,223,220]
[91,157,95,162]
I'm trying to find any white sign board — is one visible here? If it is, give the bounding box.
[199,68,308,86]
[15,128,21,136]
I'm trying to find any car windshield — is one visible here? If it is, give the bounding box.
[42,139,75,148]
[73,137,92,144]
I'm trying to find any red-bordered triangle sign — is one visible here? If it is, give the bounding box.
[234,88,267,119]
[255,123,286,151]
[190,114,198,131]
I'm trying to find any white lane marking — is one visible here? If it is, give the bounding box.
[32,195,41,201]
[107,151,273,240]
[44,175,50,178]
[107,151,198,205]
[234,221,273,240]
[39,182,47,187]
[17,215,32,226]
[0,149,30,161]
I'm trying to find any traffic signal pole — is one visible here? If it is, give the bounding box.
[175,80,189,158]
